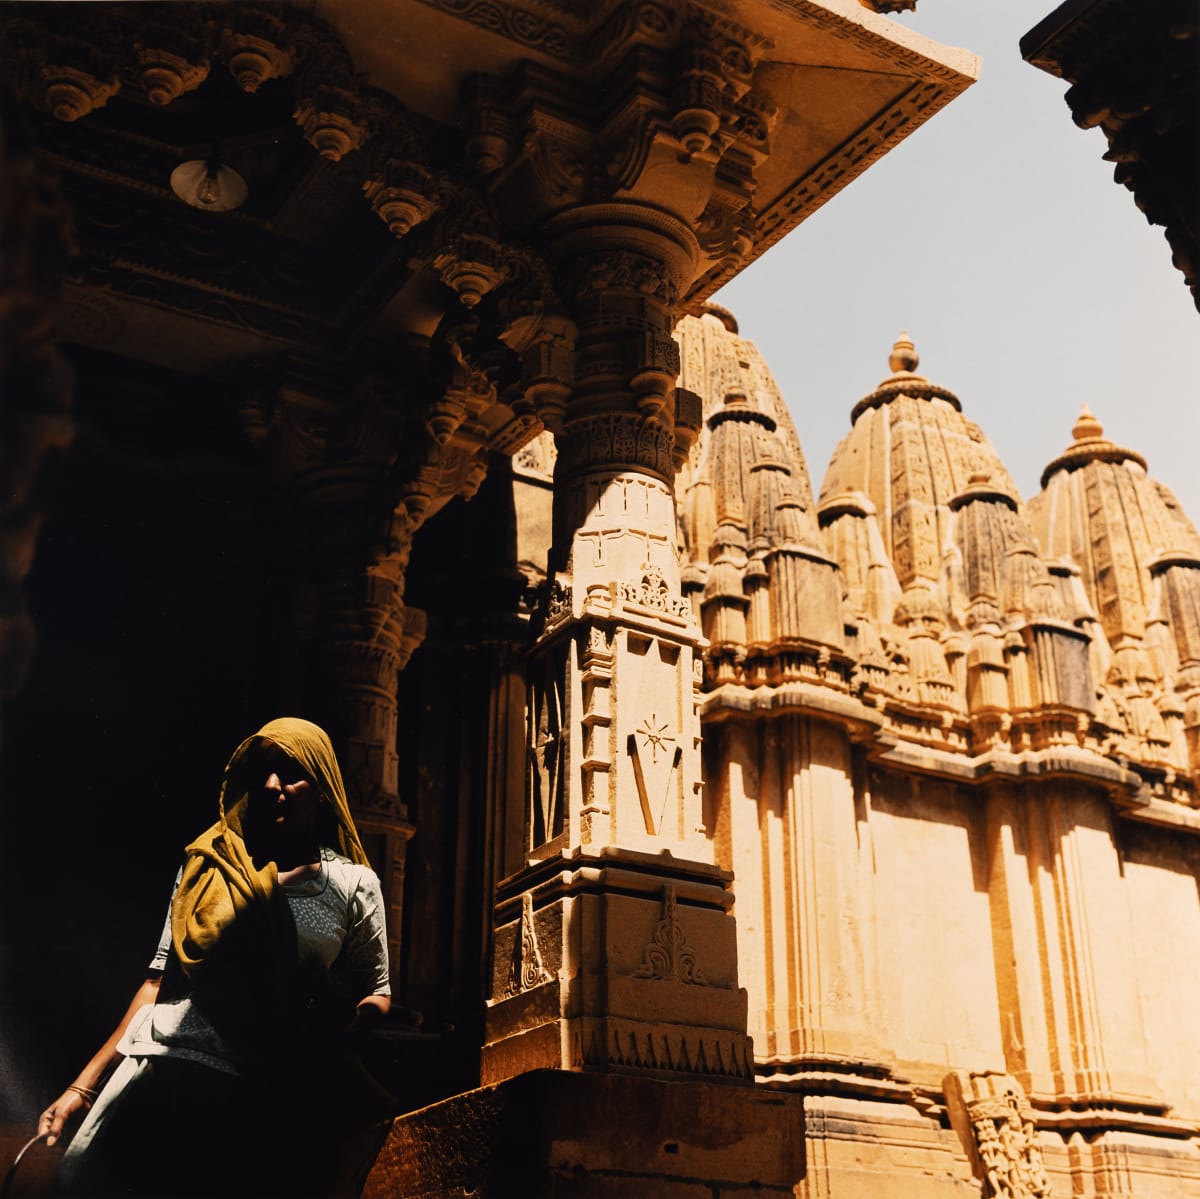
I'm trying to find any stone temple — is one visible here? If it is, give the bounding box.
[1,2,1197,1196]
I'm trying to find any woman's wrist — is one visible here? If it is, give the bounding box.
[65,1083,99,1108]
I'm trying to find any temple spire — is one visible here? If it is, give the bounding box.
[887,330,920,375]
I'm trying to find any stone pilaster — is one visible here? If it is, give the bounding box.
[986,783,1162,1110]
[1037,788,1160,1107]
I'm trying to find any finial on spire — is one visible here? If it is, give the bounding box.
[1072,404,1104,442]
[888,331,919,374]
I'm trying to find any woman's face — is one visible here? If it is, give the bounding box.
[252,740,318,835]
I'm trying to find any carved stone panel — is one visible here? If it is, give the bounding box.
[945,1071,1050,1199]
[527,645,567,847]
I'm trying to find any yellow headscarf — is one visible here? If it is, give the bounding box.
[170,718,370,1062]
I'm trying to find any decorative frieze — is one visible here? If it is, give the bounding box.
[574,248,679,308]
[415,0,570,59]
[582,1022,752,1080]
[560,413,675,480]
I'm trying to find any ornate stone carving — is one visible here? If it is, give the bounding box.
[41,37,120,122]
[560,413,675,480]
[294,82,371,161]
[432,192,512,307]
[505,892,552,997]
[321,570,418,817]
[218,6,298,92]
[945,1072,1050,1199]
[574,248,679,307]
[617,566,692,619]
[414,0,571,59]
[584,624,614,663]
[527,649,567,846]
[542,581,572,630]
[629,713,682,835]
[133,19,213,107]
[363,159,442,238]
[670,27,726,155]
[587,1,680,66]
[513,430,558,482]
[361,109,446,238]
[632,886,708,985]
[461,74,513,176]
[580,1021,753,1080]
[290,23,374,160]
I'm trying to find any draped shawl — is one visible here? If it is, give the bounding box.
[169,717,370,1067]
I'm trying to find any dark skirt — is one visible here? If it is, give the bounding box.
[58,1054,387,1198]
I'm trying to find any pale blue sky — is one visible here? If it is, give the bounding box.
[714,0,1200,521]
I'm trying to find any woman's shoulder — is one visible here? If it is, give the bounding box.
[320,849,382,892]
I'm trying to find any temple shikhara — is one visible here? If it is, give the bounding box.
[1,1,1197,1196]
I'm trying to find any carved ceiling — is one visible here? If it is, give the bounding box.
[1,1,977,381]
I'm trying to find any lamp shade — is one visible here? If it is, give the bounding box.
[169,159,248,212]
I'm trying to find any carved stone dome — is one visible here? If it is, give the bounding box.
[675,307,845,679]
[819,335,1093,740]
[674,305,814,501]
[819,334,1021,591]
[1030,406,1200,648]
[1029,408,1200,771]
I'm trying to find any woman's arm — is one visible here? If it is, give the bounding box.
[351,992,391,1031]
[39,975,162,1146]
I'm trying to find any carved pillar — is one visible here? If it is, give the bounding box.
[316,561,425,973]
[435,0,789,1094]
[543,212,705,852]
[241,363,433,976]
[481,207,751,1087]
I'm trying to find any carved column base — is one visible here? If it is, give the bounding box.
[363,1070,804,1199]
[481,847,753,1088]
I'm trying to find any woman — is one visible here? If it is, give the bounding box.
[38,717,394,1197]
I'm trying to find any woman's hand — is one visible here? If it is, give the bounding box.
[38,1086,92,1147]
[38,974,162,1148]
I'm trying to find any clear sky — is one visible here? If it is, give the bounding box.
[713,0,1200,521]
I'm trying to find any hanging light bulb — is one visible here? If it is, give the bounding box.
[170,158,248,212]
[195,164,221,207]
